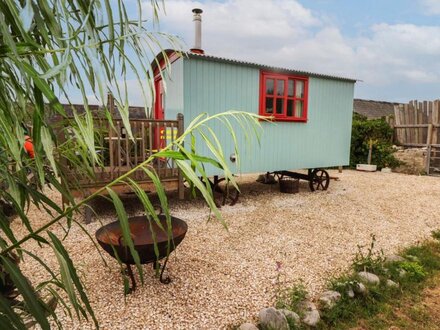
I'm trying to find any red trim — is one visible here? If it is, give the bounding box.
[190,48,205,54]
[153,50,181,120]
[259,71,309,122]
[153,51,181,78]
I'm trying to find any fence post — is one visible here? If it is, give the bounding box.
[426,124,433,174]
[107,93,115,180]
[394,104,402,144]
[432,100,439,145]
[177,113,185,200]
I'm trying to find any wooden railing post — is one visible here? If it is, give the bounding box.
[177,113,185,200]
[107,94,115,180]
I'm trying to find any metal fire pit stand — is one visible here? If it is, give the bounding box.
[124,255,171,293]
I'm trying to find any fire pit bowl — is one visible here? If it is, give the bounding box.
[96,214,188,290]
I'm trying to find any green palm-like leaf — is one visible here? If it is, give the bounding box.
[48,232,98,327]
[106,188,144,284]
[0,1,265,328]
[0,255,49,329]
[0,294,27,330]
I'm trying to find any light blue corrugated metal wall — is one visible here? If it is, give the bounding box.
[163,58,184,120]
[175,57,354,176]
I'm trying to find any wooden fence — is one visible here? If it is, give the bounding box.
[393,100,440,147]
[59,100,184,200]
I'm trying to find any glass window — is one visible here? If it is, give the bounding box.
[276,99,284,114]
[295,81,304,98]
[288,79,294,97]
[277,79,285,96]
[287,100,294,116]
[295,100,303,118]
[266,79,274,95]
[265,97,274,113]
[259,72,308,121]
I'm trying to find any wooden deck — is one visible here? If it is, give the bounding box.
[60,110,185,204]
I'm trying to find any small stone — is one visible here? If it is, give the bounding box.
[353,282,367,295]
[385,255,406,263]
[386,279,399,288]
[299,300,318,311]
[318,290,341,309]
[399,269,407,278]
[381,167,392,173]
[280,309,300,326]
[347,288,355,298]
[303,310,320,327]
[298,301,320,327]
[238,323,259,330]
[258,307,289,330]
[358,271,380,285]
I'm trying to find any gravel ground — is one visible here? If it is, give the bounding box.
[11,170,440,329]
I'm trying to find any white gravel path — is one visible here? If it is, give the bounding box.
[11,170,440,329]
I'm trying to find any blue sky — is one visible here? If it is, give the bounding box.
[140,0,440,103]
[78,0,440,105]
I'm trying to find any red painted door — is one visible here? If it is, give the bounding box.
[154,77,165,151]
[154,77,164,120]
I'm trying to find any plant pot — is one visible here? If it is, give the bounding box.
[356,164,377,172]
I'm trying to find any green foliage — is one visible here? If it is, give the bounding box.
[320,237,440,329]
[0,1,263,328]
[274,235,440,329]
[350,113,401,169]
[352,234,386,275]
[399,261,426,282]
[276,283,308,313]
[403,244,440,273]
[432,229,440,241]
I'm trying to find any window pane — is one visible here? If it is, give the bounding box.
[295,100,304,118]
[276,98,284,114]
[266,79,274,95]
[265,97,274,113]
[277,79,285,96]
[287,100,294,116]
[295,80,304,98]
[288,79,294,97]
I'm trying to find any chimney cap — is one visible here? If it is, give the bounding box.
[192,8,203,14]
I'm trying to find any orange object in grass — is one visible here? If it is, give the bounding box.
[24,135,34,158]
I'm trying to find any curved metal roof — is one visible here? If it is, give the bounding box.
[186,51,357,83]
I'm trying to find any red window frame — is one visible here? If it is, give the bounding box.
[259,71,309,122]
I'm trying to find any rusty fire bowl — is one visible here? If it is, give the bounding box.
[95,215,188,265]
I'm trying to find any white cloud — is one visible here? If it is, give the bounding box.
[139,0,440,102]
[420,0,440,15]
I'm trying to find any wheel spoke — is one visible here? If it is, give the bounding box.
[309,169,330,191]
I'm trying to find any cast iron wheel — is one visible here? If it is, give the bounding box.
[213,177,240,206]
[309,169,330,191]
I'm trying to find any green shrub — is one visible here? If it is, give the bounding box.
[276,283,308,313]
[399,262,426,282]
[350,113,401,169]
[403,245,440,273]
[352,234,386,275]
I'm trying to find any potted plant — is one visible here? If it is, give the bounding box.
[356,138,378,172]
